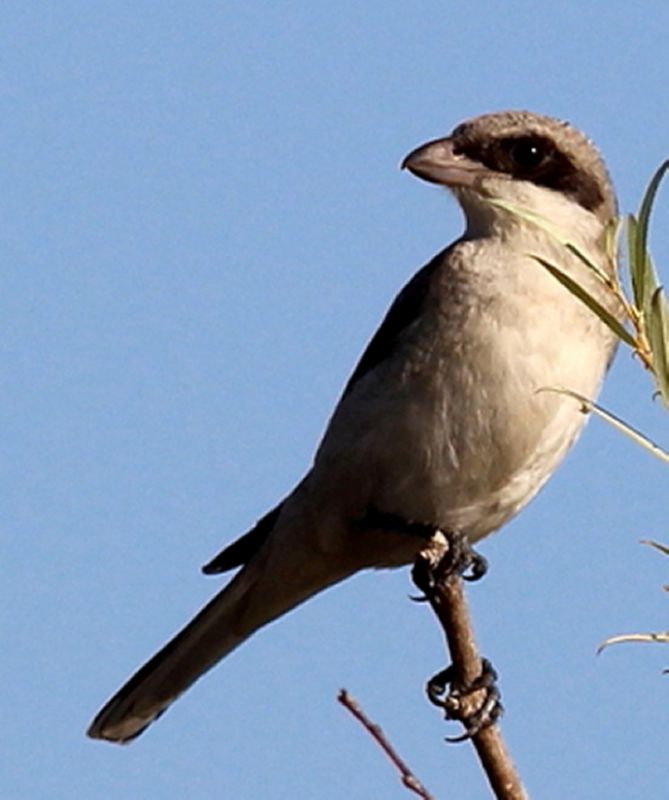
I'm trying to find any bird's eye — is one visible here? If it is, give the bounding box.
[503,137,551,173]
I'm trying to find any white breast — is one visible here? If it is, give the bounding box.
[312,190,616,543]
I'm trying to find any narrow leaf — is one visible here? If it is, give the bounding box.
[564,242,611,284]
[636,159,669,269]
[632,161,669,310]
[487,197,612,283]
[627,214,644,308]
[532,257,636,347]
[603,217,621,265]
[648,287,669,405]
[539,387,669,464]
[484,197,564,238]
[641,255,660,318]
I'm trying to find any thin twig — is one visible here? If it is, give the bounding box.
[413,535,527,800]
[338,689,436,800]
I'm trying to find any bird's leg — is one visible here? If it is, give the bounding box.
[356,507,488,579]
[356,509,500,739]
[355,508,488,588]
[411,528,501,742]
[413,527,488,585]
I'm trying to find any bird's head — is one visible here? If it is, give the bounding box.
[402,110,616,241]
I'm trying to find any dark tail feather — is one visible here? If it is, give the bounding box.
[86,563,263,743]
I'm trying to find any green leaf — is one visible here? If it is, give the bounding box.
[486,196,613,284]
[627,214,644,308]
[642,255,660,319]
[636,159,669,271]
[603,217,621,265]
[564,242,611,284]
[648,287,669,406]
[539,387,669,464]
[631,160,669,310]
[484,197,563,236]
[532,256,636,347]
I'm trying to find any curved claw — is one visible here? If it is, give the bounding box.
[426,665,455,707]
[424,530,487,586]
[425,658,503,742]
[462,551,488,582]
[444,685,503,742]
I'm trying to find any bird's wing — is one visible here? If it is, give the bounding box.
[341,251,444,397]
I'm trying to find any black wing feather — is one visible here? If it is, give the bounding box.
[202,503,283,574]
[341,252,443,397]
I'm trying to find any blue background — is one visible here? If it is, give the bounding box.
[4,3,668,798]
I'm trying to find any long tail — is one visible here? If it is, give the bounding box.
[87,534,350,744]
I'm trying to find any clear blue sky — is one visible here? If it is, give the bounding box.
[4,3,668,799]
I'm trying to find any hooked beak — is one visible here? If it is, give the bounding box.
[402,137,482,188]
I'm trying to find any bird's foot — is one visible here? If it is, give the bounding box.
[411,528,487,598]
[427,658,503,742]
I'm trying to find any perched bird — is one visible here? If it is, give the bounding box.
[88,110,618,744]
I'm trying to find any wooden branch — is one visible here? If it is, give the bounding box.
[412,534,527,800]
[338,689,436,800]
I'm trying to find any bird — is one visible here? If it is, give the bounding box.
[87,110,618,744]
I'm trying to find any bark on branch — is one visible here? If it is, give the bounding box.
[412,533,527,800]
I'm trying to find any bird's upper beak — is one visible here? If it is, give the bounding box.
[402,137,481,188]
